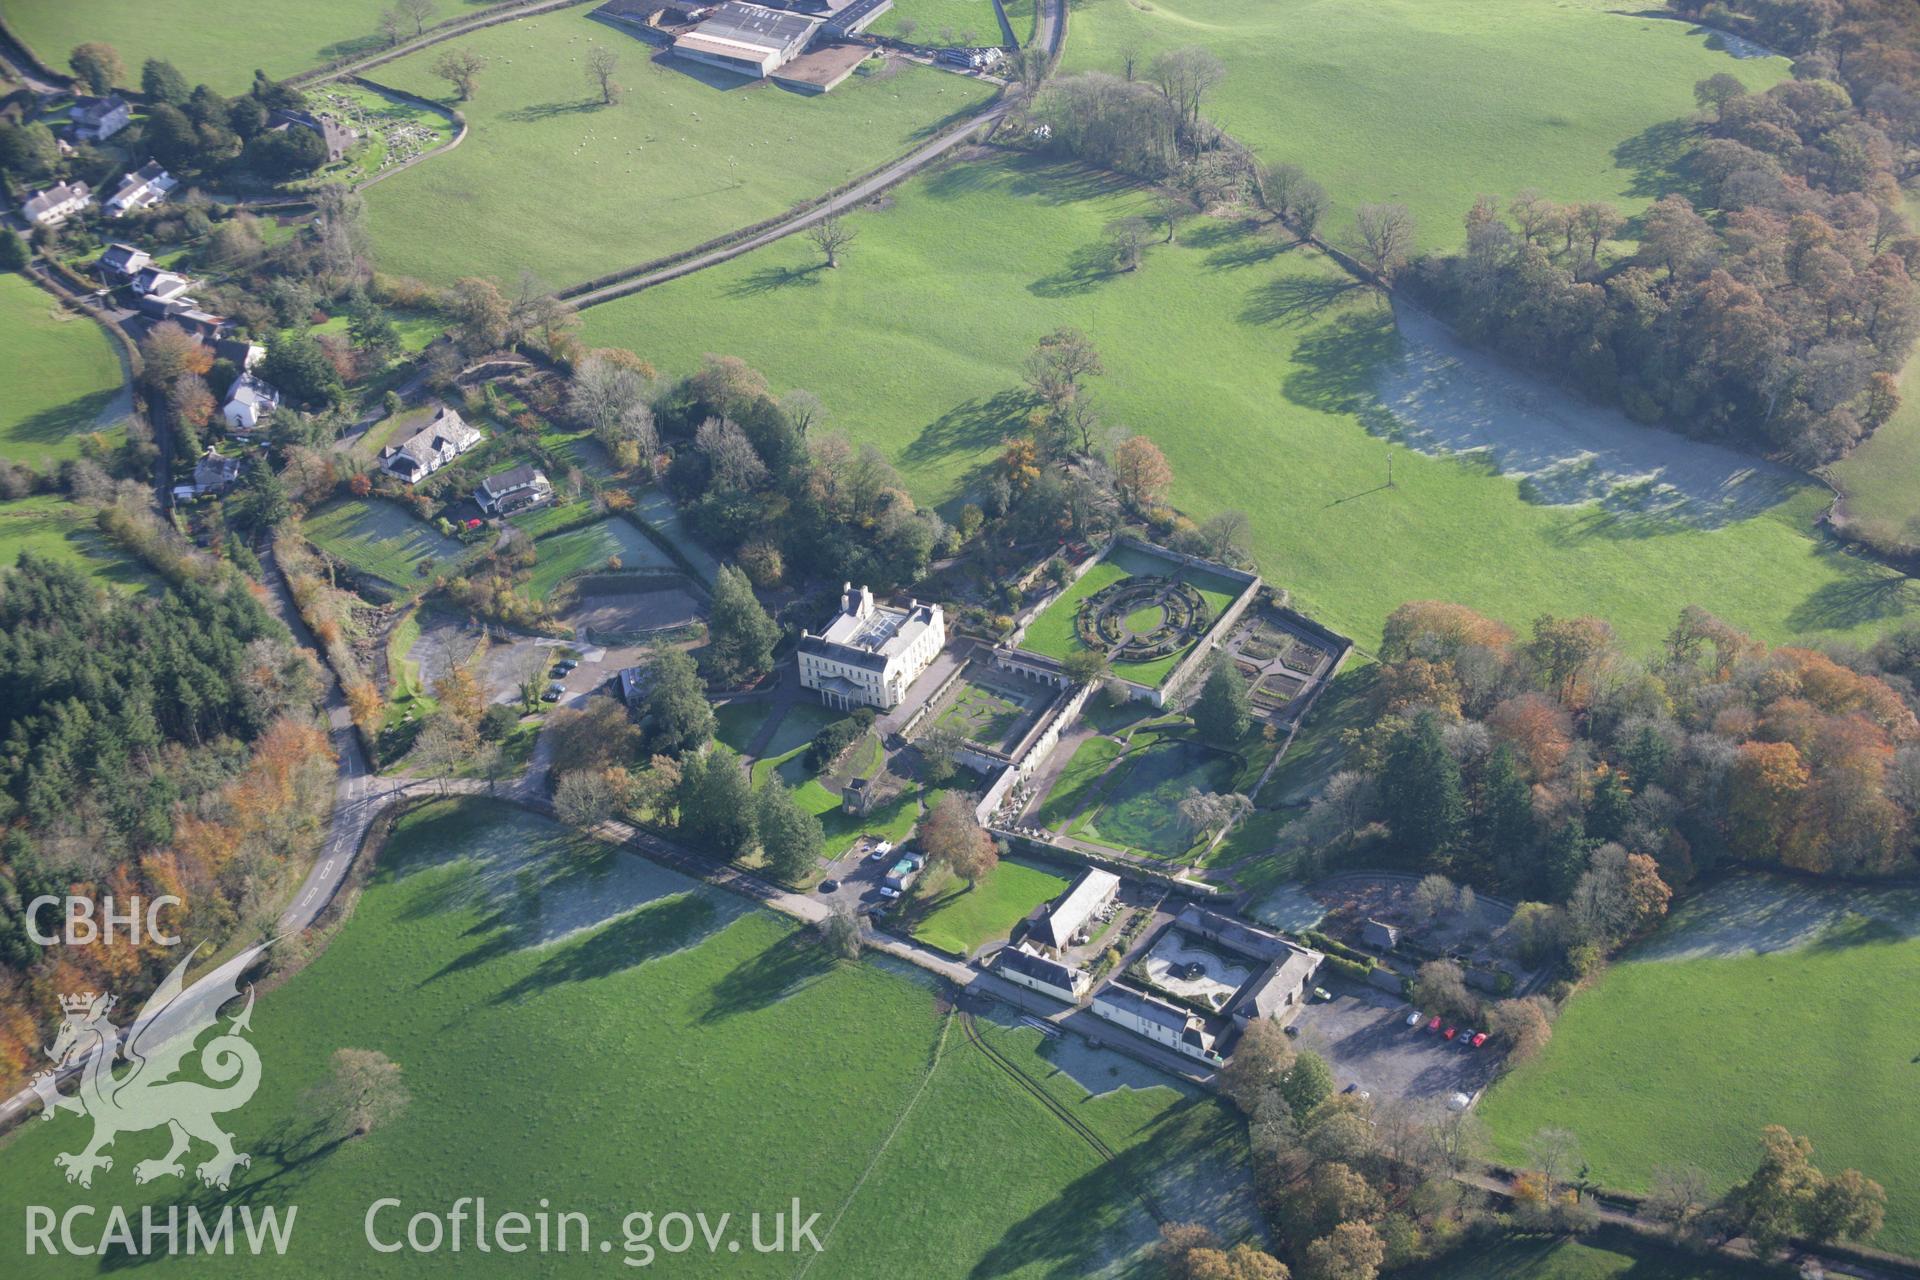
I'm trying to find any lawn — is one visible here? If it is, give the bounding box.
[912,856,1070,956]
[1478,874,1920,1256]
[868,0,1005,44]
[1059,0,1790,252]
[1021,542,1245,686]
[1397,1229,1773,1280]
[0,494,150,591]
[0,798,1256,1276]
[5,0,390,93]
[1033,733,1125,831]
[634,486,721,585]
[303,495,466,595]
[296,81,454,188]
[1072,734,1241,859]
[0,271,129,468]
[580,153,1915,654]
[311,306,443,355]
[357,8,997,285]
[526,515,678,596]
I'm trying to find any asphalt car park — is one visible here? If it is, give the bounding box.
[1286,979,1502,1107]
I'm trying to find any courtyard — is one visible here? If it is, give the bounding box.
[1138,931,1252,1013]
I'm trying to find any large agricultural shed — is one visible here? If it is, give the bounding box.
[675,2,819,76]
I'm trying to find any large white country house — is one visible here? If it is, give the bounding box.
[798,584,944,711]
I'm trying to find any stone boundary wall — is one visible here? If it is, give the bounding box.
[974,676,1092,825]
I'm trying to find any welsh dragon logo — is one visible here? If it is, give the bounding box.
[29,943,268,1190]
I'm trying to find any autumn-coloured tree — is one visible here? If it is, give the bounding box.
[1486,692,1572,781]
[1111,433,1173,509]
[919,793,997,886]
[346,680,385,736]
[431,664,486,735]
[1379,600,1514,662]
[139,321,213,390]
[1729,740,1810,863]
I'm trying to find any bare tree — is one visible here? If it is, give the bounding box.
[895,16,918,41]
[779,388,826,436]
[1118,41,1141,82]
[807,213,856,268]
[586,45,620,104]
[694,416,768,491]
[301,1049,410,1141]
[1528,1126,1582,1197]
[378,7,407,47]
[1151,187,1189,243]
[1349,202,1415,279]
[1105,214,1150,270]
[398,0,436,36]
[816,904,863,960]
[1647,1164,1712,1236]
[430,47,487,101]
[1148,46,1225,138]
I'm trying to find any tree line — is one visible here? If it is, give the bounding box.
[0,555,331,1095]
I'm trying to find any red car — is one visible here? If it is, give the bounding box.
[1471,1032,1488,1048]
[1426,1016,1442,1032]
[1443,1026,1458,1040]
[466,518,483,529]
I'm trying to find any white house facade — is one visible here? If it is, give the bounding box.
[21,181,91,226]
[222,372,281,432]
[798,584,945,711]
[996,944,1089,1003]
[380,405,482,483]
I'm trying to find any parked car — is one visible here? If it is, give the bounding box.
[819,880,839,893]
[1471,1032,1488,1048]
[1426,1016,1442,1032]
[1406,1010,1424,1027]
[1443,1026,1458,1040]
[1446,1092,1472,1112]
[541,686,563,702]
[552,660,577,675]
[1283,1024,1300,1037]
[1461,1028,1478,1044]
[866,846,890,862]
[1312,987,1332,1002]
[878,886,901,900]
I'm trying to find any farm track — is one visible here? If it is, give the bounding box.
[957,1009,1166,1224]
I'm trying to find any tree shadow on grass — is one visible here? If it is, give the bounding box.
[1785,570,1920,633]
[491,892,717,1005]
[900,388,1034,468]
[501,97,605,123]
[724,262,825,298]
[8,388,119,447]
[1029,241,1122,298]
[696,930,835,1022]
[317,33,388,62]
[1613,117,1705,202]
[96,1124,349,1271]
[967,1136,1168,1279]
[1280,308,1402,424]
[1005,160,1140,207]
[1240,275,1367,328]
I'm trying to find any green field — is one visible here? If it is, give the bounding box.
[581,153,1914,653]
[1479,875,1920,1256]
[868,0,1005,44]
[0,495,149,590]
[526,515,678,596]
[0,272,129,468]
[0,798,1256,1275]
[304,496,466,594]
[1399,1230,1773,1280]
[912,856,1070,956]
[5,0,389,93]
[1021,543,1244,685]
[311,306,444,355]
[1059,0,1789,252]
[1828,353,1920,545]
[357,9,997,285]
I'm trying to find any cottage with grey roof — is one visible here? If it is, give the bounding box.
[475,464,554,516]
[996,943,1089,1003]
[106,161,178,217]
[380,405,482,483]
[68,96,130,142]
[1092,983,1221,1064]
[21,181,91,227]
